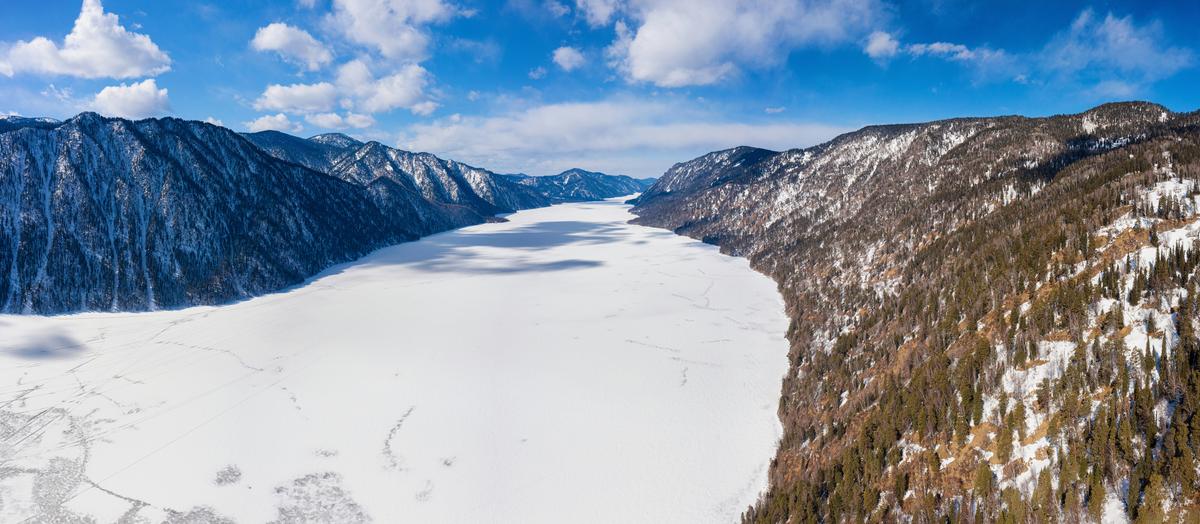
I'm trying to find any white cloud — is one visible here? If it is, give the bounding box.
[908,42,1020,82]
[765,106,786,114]
[306,112,376,129]
[864,30,898,60]
[1041,10,1192,91]
[203,116,225,126]
[528,66,548,79]
[42,84,76,104]
[307,112,348,128]
[345,113,376,127]
[335,60,434,115]
[410,101,439,116]
[327,0,457,61]
[0,0,170,79]
[251,22,333,71]
[90,79,169,119]
[907,42,977,61]
[608,0,883,87]
[576,0,621,27]
[245,113,303,133]
[553,46,586,71]
[545,1,571,17]
[875,9,1190,94]
[253,82,338,113]
[399,98,846,177]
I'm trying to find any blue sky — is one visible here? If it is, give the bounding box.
[1,0,1197,177]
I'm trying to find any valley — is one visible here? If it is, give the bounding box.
[0,198,788,523]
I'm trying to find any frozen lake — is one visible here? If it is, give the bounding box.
[0,197,788,523]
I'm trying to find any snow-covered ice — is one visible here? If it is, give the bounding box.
[0,197,789,523]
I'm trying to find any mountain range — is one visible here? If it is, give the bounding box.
[631,102,1200,522]
[0,113,650,314]
[7,101,1200,521]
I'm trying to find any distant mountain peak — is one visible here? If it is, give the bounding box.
[309,133,363,148]
[558,167,603,176]
[0,115,59,124]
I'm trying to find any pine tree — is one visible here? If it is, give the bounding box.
[1135,473,1166,524]
[996,425,1014,464]
[973,462,994,500]
[1063,485,1082,521]
[1013,401,1027,442]
[1034,467,1055,523]
[1087,472,1106,521]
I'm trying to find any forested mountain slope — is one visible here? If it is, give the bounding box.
[0,114,640,314]
[0,113,413,314]
[500,168,654,203]
[632,102,1200,522]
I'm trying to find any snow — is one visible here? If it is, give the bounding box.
[1103,490,1130,523]
[1082,115,1099,134]
[0,198,790,523]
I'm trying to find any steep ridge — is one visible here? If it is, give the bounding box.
[632,102,1200,522]
[0,115,60,134]
[501,168,655,203]
[0,113,413,314]
[1,114,644,314]
[241,130,352,173]
[244,131,551,233]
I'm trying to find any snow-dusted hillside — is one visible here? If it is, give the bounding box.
[0,198,789,523]
[1,114,644,314]
[0,113,415,315]
[631,102,1200,522]
[501,168,653,203]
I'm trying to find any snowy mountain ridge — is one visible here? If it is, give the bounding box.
[632,101,1200,523]
[0,113,639,314]
[499,168,654,203]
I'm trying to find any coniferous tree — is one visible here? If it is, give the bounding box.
[996,425,1014,464]
[1087,472,1106,521]
[1135,474,1166,524]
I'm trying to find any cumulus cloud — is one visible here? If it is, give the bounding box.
[335,60,435,115]
[576,0,621,27]
[203,116,225,126]
[251,22,333,71]
[90,79,169,119]
[306,112,375,129]
[607,0,883,87]
[864,30,898,60]
[245,113,303,133]
[528,66,548,79]
[253,82,338,113]
[327,0,458,61]
[399,98,846,177]
[553,46,586,71]
[0,0,170,79]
